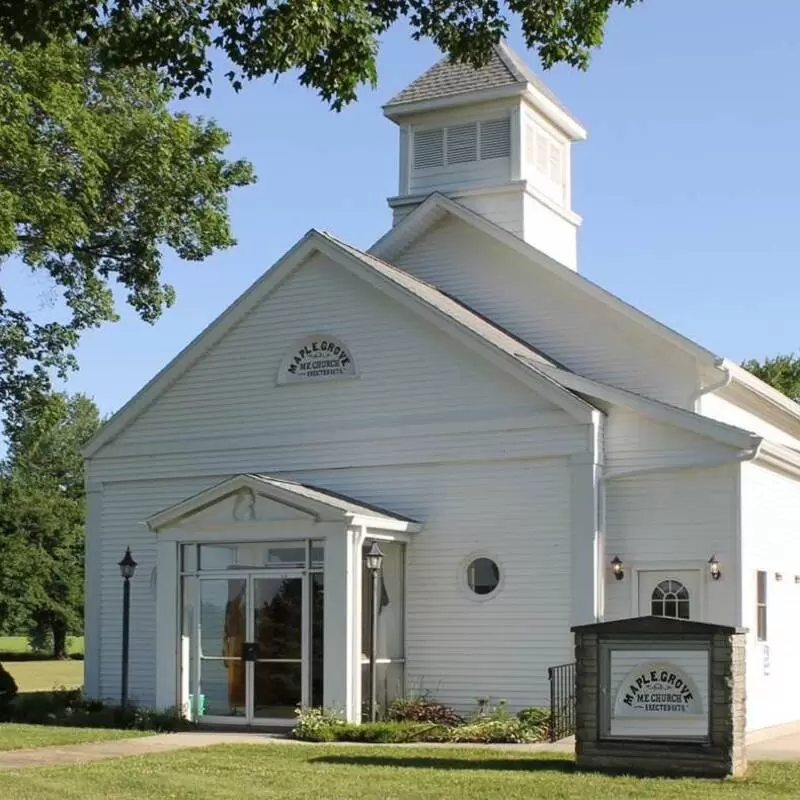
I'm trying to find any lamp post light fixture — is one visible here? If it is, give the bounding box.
[118,547,137,710]
[708,555,722,581]
[364,541,384,723]
[610,556,624,582]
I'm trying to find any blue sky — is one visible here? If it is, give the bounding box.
[12,0,800,416]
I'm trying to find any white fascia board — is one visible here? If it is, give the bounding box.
[523,85,587,141]
[145,474,325,531]
[350,516,421,535]
[754,440,800,480]
[722,359,800,432]
[535,363,762,452]
[382,84,526,120]
[371,193,720,367]
[313,238,596,423]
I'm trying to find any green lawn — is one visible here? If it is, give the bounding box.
[0,724,148,752]
[0,636,84,692]
[3,660,83,693]
[0,636,84,656]
[0,745,797,799]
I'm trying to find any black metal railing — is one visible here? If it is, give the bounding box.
[547,661,576,742]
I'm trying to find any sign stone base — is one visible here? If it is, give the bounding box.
[572,617,747,778]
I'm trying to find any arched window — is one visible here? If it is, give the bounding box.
[651,579,690,620]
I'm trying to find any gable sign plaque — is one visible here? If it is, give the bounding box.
[614,661,703,718]
[278,334,357,384]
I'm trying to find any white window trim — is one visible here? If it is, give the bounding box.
[628,561,706,620]
[459,551,504,602]
[411,117,510,173]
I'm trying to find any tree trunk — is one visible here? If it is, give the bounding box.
[52,621,68,660]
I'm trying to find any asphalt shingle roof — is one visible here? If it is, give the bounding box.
[386,40,572,117]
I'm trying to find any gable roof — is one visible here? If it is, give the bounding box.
[146,473,421,533]
[371,192,800,436]
[383,41,585,139]
[370,192,722,366]
[83,229,599,458]
[386,41,570,117]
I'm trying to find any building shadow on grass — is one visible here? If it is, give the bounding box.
[310,755,576,773]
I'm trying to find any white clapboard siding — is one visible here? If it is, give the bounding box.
[393,215,699,407]
[702,392,800,449]
[100,252,556,456]
[456,191,525,239]
[523,192,577,270]
[605,409,744,474]
[740,462,800,731]
[604,464,739,625]
[98,476,226,705]
[88,414,587,484]
[293,457,574,713]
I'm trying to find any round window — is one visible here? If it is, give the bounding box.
[466,557,501,596]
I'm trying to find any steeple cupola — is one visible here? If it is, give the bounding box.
[383,42,586,270]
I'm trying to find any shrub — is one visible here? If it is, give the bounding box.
[517,706,551,738]
[6,688,193,732]
[293,707,347,742]
[386,698,463,726]
[0,663,18,719]
[450,717,540,744]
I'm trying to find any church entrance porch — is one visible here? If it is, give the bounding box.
[147,474,419,724]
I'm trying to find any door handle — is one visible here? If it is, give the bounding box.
[241,642,259,662]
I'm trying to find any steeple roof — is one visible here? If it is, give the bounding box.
[385,40,570,116]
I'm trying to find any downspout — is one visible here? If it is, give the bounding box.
[689,358,732,411]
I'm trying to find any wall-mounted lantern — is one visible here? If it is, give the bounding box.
[611,556,624,582]
[707,555,721,582]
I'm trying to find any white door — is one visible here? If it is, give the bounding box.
[637,570,700,621]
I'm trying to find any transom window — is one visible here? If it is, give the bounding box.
[651,579,690,620]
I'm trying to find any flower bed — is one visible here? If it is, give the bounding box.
[294,699,551,744]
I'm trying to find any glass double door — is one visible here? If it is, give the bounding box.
[196,571,322,723]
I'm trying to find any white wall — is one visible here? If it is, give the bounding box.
[740,461,800,731]
[99,252,552,456]
[87,248,593,709]
[295,457,575,713]
[604,464,739,626]
[391,215,700,408]
[522,192,577,270]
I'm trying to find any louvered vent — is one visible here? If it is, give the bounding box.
[447,123,478,164]
[479,118,511,160]
[413,128,444,169]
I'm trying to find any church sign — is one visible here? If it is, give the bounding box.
[614,661,703,717]
[278,334,358,384]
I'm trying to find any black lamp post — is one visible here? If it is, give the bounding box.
[364,541,384,723]
[118,547,137,710]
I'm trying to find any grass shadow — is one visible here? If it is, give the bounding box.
[311,754,576,773]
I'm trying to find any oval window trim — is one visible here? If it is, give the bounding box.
[460,553,503,602]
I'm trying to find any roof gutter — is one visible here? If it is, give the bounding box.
[688,360,732,410]
[604,440,762,482]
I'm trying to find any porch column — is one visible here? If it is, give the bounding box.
[323,525,362,721]
[155,538,178,709]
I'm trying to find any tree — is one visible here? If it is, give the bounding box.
[743,354,800,403]
[0,392,101,658]
[0,1,642,110]
[0,38,255,416]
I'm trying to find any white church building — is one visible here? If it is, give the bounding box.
[83,42,800,734]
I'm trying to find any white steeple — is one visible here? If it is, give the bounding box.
[383,41,586,270]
